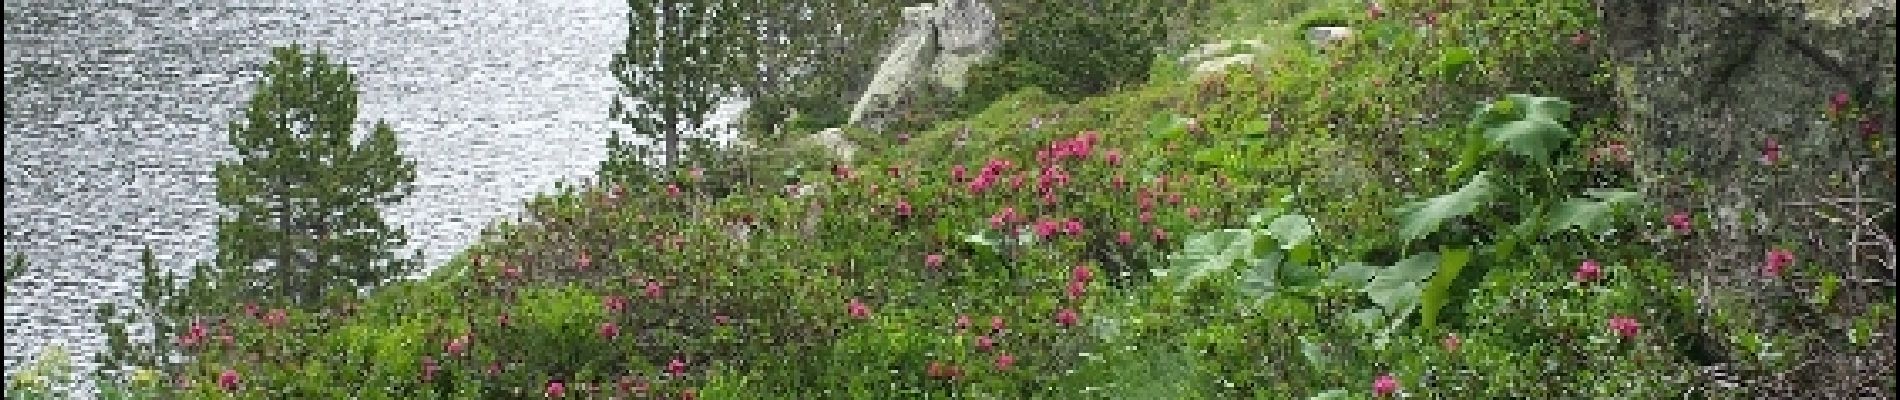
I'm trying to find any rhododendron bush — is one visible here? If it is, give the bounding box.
[38,0,1891,399]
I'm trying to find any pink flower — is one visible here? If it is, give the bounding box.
[1575,259,1603,283]
[1066,280,1087,300]
[995,353,1016,371]
[1103,149,1124,166]
[599,322,621,339]
[895,200,913,217]
[1443,333,1462,353]
[447,334,470,357]
[263,308,288,329]
[1571,31,1591,46]
[1861,115,1881,139]
[504,265,522,280]
[577,251,593,270]
[498,313,512,327]
[1055,308,1080,327]
[604,295,629,313]
[681,388,698,400]
[952,165,968,182]
[1072,264,1094,283]
[1167,193,1183,205]
[955,314,972,331]
[243,303,259,319]
[1366,2,1384,20]
[1373,374,1399,397]
[1138,195,1156,211]
[1139,211,1154,224]
[1186,207,1201,219]
[1064,218,1084,236]
[1112,174,1127,190]
[1609,315,1641,339]
[976,335,995,352]
[848,298,871,319]
[925,253,945,270]
[833,165,853,180]
[991,316,1006,332]
[990,207,1018,230]
[546,379,566,398]
[1668,212,1693,234]
[667,357,688,376]
[217,368,240,391]
[486,362,503,376]
[1152,228,1169,242]
[666,184,681,198]
[1764,248,1795,277]
[1829,91,1851,116]
[1117,231,1134,246]
[1034,219,1060,239]
[421,356,439,382]
[645,280,664,299]
[1762,137,1781,165]
[714,314,731,326]
[1042,192,1059,206]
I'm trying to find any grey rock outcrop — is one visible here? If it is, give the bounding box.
[847,0,999,131]
[1177,39,1266,78]
[1596,0,1895,396]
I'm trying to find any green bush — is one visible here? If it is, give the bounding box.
[67,0,1895,398]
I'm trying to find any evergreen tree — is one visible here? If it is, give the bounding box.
[212,45,416,309]
[603,0,902,178]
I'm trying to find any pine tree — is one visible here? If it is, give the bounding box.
[602,0,903,178]
[212,45,416,309]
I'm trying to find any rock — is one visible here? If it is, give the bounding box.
[1596,0,1894,395]
[1306,26,1353,48]
[801,127,859,163]
[848,0,999,131]
[1174,39,1267,79]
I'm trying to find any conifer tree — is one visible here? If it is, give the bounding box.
[213,45,416,308]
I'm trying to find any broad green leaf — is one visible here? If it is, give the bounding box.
[1396,172,1495,242]
[1476,95,1573,163]
[1484,119,1569,163]
[1374,252,1442,285]
[1365,279,1420,313]
[1365,253,1439,334]
[1419,247,1472,331]
[1545,190,1644,234]
[1299,337,1330,368]
[1246,208,1285,227]
[1348,307,1385,331]
[1280,256,1323,288]
[1433,46,1475,75]
[1326,261,1375,286]
[1238,251,1287,298]
[1510,93,1573,123]
[1265,214,1317,249]
[1166,229,1262,291]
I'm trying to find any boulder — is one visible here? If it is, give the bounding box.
[1596,0,1895,396]
[848,0,999,131]
[1305,26,1353,49]
[1177,39,1266,78]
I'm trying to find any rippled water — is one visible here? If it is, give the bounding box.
[1,0,678,385]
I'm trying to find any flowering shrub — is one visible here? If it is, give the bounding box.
[51,0,1893,398]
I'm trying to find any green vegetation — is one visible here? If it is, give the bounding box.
[11,0,1893,399]
[209,45,419,309]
